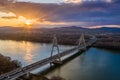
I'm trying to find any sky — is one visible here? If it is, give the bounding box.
[17,0,112,3]
[17,0,63,3]
[0,0,120,28]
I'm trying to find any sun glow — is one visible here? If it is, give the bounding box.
[0,11,37,27]
[18,16,36,26]
[25,20,33,26]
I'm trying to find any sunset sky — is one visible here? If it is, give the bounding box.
[0,0,120,28]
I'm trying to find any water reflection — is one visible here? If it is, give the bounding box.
[51,66,61,77]
[23,42,34,64]
[0,40,73,66]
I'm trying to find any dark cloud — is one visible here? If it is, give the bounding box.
[0,0,120,27]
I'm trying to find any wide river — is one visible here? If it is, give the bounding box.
[0,40,120,80]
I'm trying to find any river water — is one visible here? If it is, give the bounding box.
[46,48,120,80]
[0,40,120,80]
[0,40,73,66]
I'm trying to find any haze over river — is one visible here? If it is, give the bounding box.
[0,40,120,80]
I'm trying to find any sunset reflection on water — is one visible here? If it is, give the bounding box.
[0,40,40,66]
[22,41,34,64]
[0,40,72,66]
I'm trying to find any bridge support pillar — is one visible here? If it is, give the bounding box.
[50,34,62,66]
[26,72,30,79]
[78,34,86,50]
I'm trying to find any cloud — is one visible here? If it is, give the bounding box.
[64,0,82,3]
[63,0,113,4]
[0,11,16,18]
[89,25,120,28]
[0,0,120,27]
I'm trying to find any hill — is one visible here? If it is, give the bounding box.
[94,27,120,32]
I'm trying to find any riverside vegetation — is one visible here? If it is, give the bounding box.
[0,54,21,75]
[0,27,119,50]
[19,73,65,80]
[93,34,120,50]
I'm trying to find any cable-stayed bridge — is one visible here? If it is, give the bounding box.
[0,34,97,80]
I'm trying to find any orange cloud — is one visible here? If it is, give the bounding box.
[64,0,82,3]
[0,11,37,27]
[0,11,16,18]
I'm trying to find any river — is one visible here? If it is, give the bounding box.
[0,40,73,66]
[0,40,120,80]
[45,48,120,80]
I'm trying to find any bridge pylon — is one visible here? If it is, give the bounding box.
[78,33,86,50]
[26,72,30,79]
[50,34,62,66]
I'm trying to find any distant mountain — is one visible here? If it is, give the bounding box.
[0,26,13,30]
[0,26,23,32]
[94,27,120,32]
[0,26,119,33]
[0,26,22,30]
[54,26,120,32]
[55,26,120,31]
[49,26,120,33]
[59,26,86,29]
[53,26,89,31]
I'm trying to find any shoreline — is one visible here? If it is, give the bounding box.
[0,38,119,51]
[20,73,65,80]
[0,38,77,46]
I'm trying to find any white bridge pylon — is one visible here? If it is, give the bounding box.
[50,33,86,65]
[78,34,86,50]
[50,34,61,64]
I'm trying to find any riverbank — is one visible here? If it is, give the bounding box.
[0,54,21,75]
[0,27,91,45]
[19,73,64,80]
[0,32,81,45]
[19,73,49,80]
[93,34,120,50]
[0,27,119,50]
[93,42,120,50]
[0,33,119,50]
